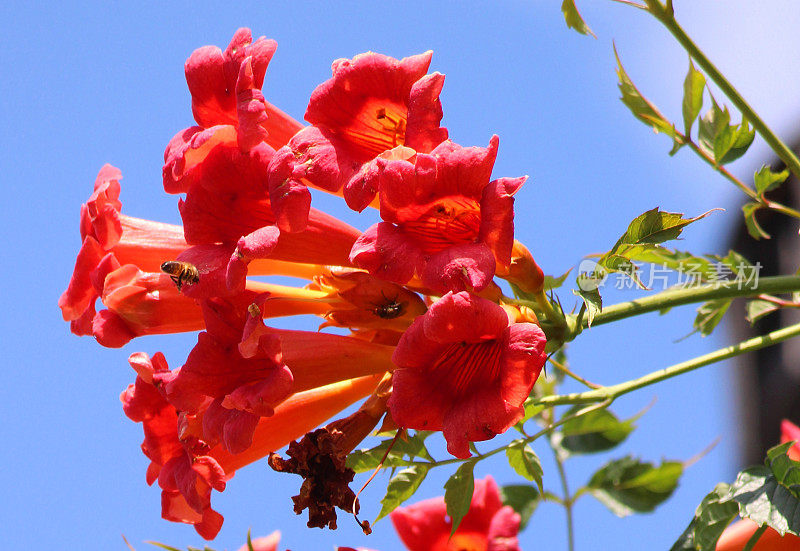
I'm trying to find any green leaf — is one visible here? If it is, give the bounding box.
[698,99,731,156]
[694,298,732,337]
[506,440,544,494]
[543,269,572,291]
[515,400,546,432]
[561,0,595,37]
[596,208,716,287]
[609,208,714,251]
[715,119,755,165]
[670,483,738,551]
[574,287,602,327]
[615,49,679,140]
[623,247,717,281]
[347,433,432,473]
[754,165,789,196]
[375,465,429,522]
[553,405,635,455]
[746,299,782,325]
[766,441,800,500]
[682,59,706,137]
[587,456,683,517]
[499,484,541,530]
[730,465,800,536]
[445,460,477,536]
[742,202,771,240]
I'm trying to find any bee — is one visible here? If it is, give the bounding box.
[373,294,404,319]
[160,261,200,291]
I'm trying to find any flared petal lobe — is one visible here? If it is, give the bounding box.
[60,165,189,335]
[388,292,546,458]
[267,51,447,231]
[390,476,521,551]
[350,136,525,294]
[184,27,304,153]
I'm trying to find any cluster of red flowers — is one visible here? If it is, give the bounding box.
[59,28,547,545]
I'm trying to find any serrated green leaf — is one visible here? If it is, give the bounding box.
[766,442,800,500]
[698,100,731,156]
[596,208,716,288]
[499,484,541,530]
[694,299,732,337]
[746,299,782,325]
[670,483,738,551]
[506,440,544,494]
[561,0,595,37]
[614,47,678,141]
[730,465,800,536]
[682,59,706,137]
[445,460,477,536]
[609,208,714,251]
[573,287,602,327]
[554,405,635,455]
[375,465,429,522]
[715,119,755,165]
[588,456,683,517]
[742,202,771,240]
[347,433,433,473]
[544,269,572,291]
[754,165,790,196]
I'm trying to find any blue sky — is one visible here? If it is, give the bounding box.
[2,1,799,549]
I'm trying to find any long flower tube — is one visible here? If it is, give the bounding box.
[211,374,384,473]
[93,268,342,347]
[123,347,384,539]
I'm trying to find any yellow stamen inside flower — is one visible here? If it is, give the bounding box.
[400,196,482,254]
[343,101,407,157]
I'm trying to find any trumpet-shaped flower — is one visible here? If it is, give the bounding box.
[388,291,546,458]
[349,137,525,294]
[390,476,521,551]
[123,347,384,539]
[59,165,189,334]
[267,51,447,232]
[184,27,302,152]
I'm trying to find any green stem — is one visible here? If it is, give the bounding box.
[537,321,800,407]
[645,1,800,179]
[742,524,768,551]
[583,275,800,329]
[553,446,575,551]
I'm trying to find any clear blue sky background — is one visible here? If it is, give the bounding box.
[2,1,799,550]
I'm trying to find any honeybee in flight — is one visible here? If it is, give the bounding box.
[160,261,200,291]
